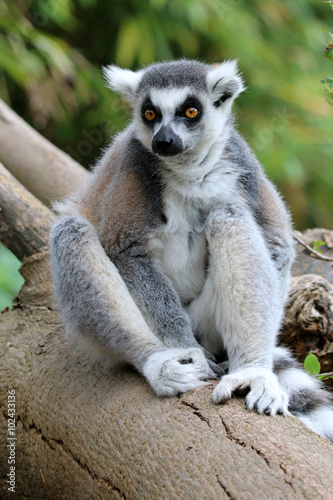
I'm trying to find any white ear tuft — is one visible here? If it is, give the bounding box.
[102,65,143,102]
[207,60,245,107]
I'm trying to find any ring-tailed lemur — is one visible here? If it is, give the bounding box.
[51,59,333,442]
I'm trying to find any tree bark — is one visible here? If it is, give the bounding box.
[1,107,333,499]
[0,163,56,260]
[1,265,333,500]
[0,99,88,207]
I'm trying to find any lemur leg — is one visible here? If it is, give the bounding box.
[189,204,289,415]
[51,216,214,396]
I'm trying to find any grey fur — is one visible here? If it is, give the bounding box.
[114,256,198,348]
[51,59,333,442]
[137,60,209,93]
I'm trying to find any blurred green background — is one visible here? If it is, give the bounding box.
[0,0,332,310]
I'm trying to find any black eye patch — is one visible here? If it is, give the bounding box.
[141,98,162,125]
[176,96,203,125]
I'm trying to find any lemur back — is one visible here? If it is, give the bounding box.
[51,59,333,443]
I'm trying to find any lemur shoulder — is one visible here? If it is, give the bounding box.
[51,59,333,443]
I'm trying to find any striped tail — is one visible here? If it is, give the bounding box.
[273,347,333,443]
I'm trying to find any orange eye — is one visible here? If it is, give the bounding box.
[144,110,156,120]
[185,107,199,119]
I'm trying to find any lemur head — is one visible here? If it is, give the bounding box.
[103,59,245,164]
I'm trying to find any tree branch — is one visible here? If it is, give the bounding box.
[293,231,333,263]
[0,99,88,207]
[0,162,55,260]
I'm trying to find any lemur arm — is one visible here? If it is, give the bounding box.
[114,253,200,349]
[229,130,294,289]
[203,201,291,414]
[194,134,295,415]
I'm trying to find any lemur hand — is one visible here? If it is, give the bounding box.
[212,367,289,416]
[143,348,215,397]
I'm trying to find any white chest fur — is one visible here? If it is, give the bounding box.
[149,190,208,304]
[149,161,240,304]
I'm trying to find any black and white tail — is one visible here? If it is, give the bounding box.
[274,347,333,443]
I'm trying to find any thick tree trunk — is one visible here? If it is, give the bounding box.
[1,106,333,499]
[1,259,333,500]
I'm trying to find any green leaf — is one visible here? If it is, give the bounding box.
[304,353,321,376]
[312,239,325,254]
[0,243,24,312]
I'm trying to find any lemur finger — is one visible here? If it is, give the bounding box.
[211,374,242,403]
[244,385,266,412]
[258,390,289,416]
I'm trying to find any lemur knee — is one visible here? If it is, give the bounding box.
[51,216,94,248]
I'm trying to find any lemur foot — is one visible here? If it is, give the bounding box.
[212,367,289,416]
[143,348,215,397]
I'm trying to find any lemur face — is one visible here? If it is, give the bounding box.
[135,87,209,158]
[140,89,203,157]
[103,59,245,161]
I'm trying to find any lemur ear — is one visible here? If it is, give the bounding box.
[102,65,143,102]
[207,60,245,107]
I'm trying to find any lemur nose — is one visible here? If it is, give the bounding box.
[152,125,184,157]
[156,137,173,150]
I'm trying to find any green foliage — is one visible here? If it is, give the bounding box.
[0,244,25,312]
[320,3,333,105]
[1,0,333,304]
[0,0,332,230]
[304,353,321,375]
[312,238,325,254]
[304,353,333,380]
[320,76,333,105]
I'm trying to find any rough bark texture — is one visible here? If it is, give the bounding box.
[0,99,88,207]
[1,255,333,500]
[0,163,56,260]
